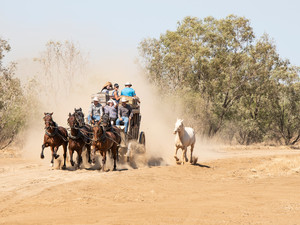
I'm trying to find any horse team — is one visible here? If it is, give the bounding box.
[42,110,121,171]
[42,111,197,171]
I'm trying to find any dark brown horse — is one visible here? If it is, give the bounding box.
[67,113,92,168]
[92,121,121,171]
[41,112,68,169]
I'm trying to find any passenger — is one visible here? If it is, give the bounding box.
[101,82,113,94]
[112,83,121,103]
[120,82,136,97]
[88,97,103,124]
[116,97,133,133]
[104,99,118,125]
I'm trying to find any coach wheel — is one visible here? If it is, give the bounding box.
[138,131,146,146]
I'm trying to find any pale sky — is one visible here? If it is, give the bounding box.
[1,0,300,66]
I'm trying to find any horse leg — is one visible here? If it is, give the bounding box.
[112,147,117,171]
[86,145,92,164]
[91,146,96,164]
[174,146,179,161]
[182,147,187,165]
[77,149,82,169]
[185,147,189,162]
[41,144,46,159]
[102,151,106,172]
[50,146,55,167]
[69,148,75,167]
[53,146,60,159]
[62,143,67,170]
[190,144,194,164]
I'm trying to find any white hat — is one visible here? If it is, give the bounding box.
[107,99,113,103]
[125,82,132,86]
[93,96,99,101]
[121,97,128,103]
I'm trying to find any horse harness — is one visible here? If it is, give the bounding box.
[44,122,68,142]
[69,124,93,145]
[96,124,121,146]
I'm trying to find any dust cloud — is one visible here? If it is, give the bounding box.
[19,56,223,167]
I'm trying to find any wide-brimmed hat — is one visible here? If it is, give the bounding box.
[93,96,99,101]
[121,97,128,103]
[124,82,132,86]
[107,99,114,104]
[102,82,112,89]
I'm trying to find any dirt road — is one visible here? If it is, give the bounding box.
[1,147,300,225]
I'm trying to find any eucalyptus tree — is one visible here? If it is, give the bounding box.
[139,15,300,144]
[0,39,26,149]
[140,15,255,136]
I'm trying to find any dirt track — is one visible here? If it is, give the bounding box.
[1,147,300,225]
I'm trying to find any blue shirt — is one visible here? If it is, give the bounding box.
[121,87,136,97]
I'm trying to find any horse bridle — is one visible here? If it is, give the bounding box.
[93,124,106,142]
[74,111,84,127]
[44,115,55,130]
[68,114,80,129]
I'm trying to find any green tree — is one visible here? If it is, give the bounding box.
[0,39,27,149]
[270,72,300,145]
[139,15,300,145]
[140,15,255,136]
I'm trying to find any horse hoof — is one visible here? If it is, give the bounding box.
[71,162,75,167]
[40,154,44,159]
[50,163,54,167]
[54,154,60,159]
[174,156,179,161]
[113,168,117,171]
[62,165,66,170]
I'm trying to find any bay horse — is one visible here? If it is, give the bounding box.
[67,112,93,168]
[92,117,121,172]
[41,112,68,169]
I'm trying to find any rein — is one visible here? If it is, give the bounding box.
[44,122,68,142]
[68,118,92,145]
[94,125,120,146]
[68,129,82,140]
[45,127,58,137]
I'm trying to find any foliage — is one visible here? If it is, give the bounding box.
[139,15,300,145]
[0,39,27,149]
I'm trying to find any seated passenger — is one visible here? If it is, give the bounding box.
[112,83,121,103]
[88,97,103,124]
[104,100,118,125]
[101,82,113,94]
[116,97,133,133]
[120,82,136,97]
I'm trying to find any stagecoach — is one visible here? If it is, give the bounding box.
[91,92,146,162]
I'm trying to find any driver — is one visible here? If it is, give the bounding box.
[88,97,103,124]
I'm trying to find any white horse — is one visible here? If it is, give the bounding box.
[173,119,196,164]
